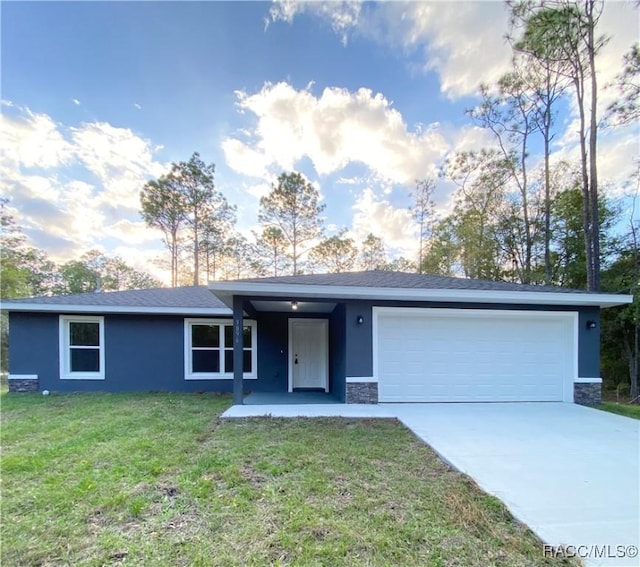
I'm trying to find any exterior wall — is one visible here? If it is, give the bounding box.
[344,302,373,378]
[9,312,253,393]
[340,300,602,404]
[9,312,59,388]
[8,300,603,403]
[577,307,600,378]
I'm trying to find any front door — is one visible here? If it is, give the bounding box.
[289,319,328,392]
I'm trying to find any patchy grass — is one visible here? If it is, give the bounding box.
[2,392,576,566]
[598,401,640,420]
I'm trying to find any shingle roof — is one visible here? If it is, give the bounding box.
[234,270,591,294]
[2,286,227,309]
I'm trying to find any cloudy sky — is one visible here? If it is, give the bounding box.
[1,1,638,282]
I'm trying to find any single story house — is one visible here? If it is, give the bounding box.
[2,271,632,405]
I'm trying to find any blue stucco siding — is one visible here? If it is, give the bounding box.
[104,315,185,391]
[344,302,373,378]
[9,313,253,393]
[8,299,602,395]
[577,307,600,377]
[9,312,59,387]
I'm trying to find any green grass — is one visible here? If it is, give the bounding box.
[598,401,640,419]
[1,392,576,566]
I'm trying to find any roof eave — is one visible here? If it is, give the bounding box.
[209,282,633,309]
[0,304,232,315]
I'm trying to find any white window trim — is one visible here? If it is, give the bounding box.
[59,315,105,380]
[184,318,257,380]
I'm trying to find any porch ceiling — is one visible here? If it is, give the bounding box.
[250,300,336,313]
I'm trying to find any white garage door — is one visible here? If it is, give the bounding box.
[376,308,575,403]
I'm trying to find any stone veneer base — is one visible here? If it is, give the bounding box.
[574,382,601,406]
[346,382,378,404]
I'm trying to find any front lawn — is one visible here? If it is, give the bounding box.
[598,401,640,420]
[2,392,573,566]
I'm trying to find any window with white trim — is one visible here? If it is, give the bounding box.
[59,315,105,380]
[184,319,257,380]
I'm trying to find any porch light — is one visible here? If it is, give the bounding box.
[356,315,364,325]
[586,320,597,330]
[291,301,298,311]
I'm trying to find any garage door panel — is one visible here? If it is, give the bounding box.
[377,310,573,402]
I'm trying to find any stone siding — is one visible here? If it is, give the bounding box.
[574,382,601,406]
[346,382,378,404]
[9,378,39,393]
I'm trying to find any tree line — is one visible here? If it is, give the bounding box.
[0,199,160,299]
[140,157,410,284]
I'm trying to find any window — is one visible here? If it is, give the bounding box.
[59,316,105,380]
[184,319,257,380]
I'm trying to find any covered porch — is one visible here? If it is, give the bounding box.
[228,295,349,405]
[243,391,340,405]
[210,277,377,406]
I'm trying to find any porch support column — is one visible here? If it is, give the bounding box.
[232,295,244,405]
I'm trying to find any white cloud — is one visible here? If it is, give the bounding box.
[134,103,142,110]
[351,187,417,257]
[221,137,270,178]
[70,121,168,211]
[269,1,512,98]
[72,99,81,106]
[365,2,512,98]
[0,109,73,170]
[0,102,168,271]
[106,219,160,244]
[223,82,448,184]
[596,2,639,115]
[269,0,362,45]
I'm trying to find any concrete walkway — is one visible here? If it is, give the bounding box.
[222,403,396,418]
[222,402,639,566]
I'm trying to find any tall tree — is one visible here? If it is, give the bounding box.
[200,204,236,282]
[508,0,570,284]
[410,178,436,273]
[309,230,358,273]
[422,217,460,276]
[172,153,234,285]
[601,247,640,401]
[469,71,542,283]
[219,234,254,280]
[259,172,325,275]
[549,184,618,288]
[443,150,509,280]
[359,233,387,270]
[140,174,187,287]
[253,226,290,276]
[607,43,640,126]
[517,0,608,290]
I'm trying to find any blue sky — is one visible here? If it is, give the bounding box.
[1,1,638,282]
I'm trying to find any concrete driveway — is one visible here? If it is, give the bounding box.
[389,403,640,567]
